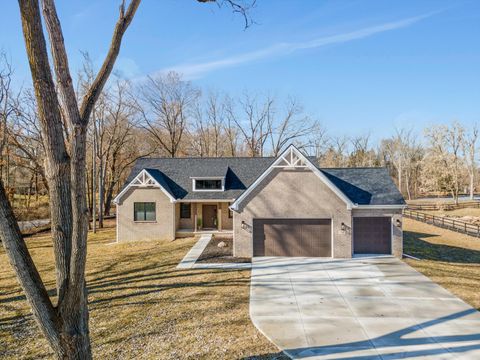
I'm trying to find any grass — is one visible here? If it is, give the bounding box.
[403,217,480,310]
[424,207,480,218]
[11,194,50,222]
[0,219,280,359]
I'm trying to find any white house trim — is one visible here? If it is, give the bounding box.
[191,176,225,192]
[113,169,176,204]
[177,199,234,203]
[354,204,407,210]
[230,144,355,211]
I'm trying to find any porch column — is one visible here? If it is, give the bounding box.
[217,202,222,231]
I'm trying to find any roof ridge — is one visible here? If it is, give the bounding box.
[137,156,278,160]
[320,166,388,170]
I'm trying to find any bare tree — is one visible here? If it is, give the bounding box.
[462,124,478,200]
[230,93,272,157]
[0,52,20,191]
[0,0,140,357]
[268,97,319,156]
[348,133,378,167]
[8,89,49,193]
[190,91,227,157]
[0,1,252,356]
[223,95,240,156]
[138,72,200,157]
[320,135,349,167]
[422,122,465,204]
[380,128,423,199]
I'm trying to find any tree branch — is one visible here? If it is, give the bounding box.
[79,0,141,123]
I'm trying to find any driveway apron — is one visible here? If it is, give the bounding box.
[250,257,480,359]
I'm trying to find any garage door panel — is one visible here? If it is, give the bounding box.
[353,217,391,254]
[253,219,331,257]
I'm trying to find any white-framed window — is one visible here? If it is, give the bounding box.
[192,177,225,191]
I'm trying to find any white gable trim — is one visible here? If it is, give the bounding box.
[230,145,354,211]
[113,169,176,204]
[354,204,407,210]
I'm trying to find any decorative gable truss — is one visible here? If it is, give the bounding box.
[131,170,157,186]
[113,169,176,204]
[272,146,308,168]
[230,144,354,211]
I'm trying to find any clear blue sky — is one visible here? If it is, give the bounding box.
[1,0,479,143]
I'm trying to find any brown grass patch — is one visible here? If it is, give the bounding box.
[403,218,480,310]
[0,219,279,359]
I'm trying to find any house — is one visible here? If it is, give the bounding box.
[113,145,406,258]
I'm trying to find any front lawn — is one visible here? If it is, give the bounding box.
[0,220,280,359]
[403,218,480,310]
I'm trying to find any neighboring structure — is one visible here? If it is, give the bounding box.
[114,145,406,258]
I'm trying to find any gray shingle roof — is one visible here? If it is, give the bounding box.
[320,167,406,205]
[124,157,405,205]
[126,157,276,200]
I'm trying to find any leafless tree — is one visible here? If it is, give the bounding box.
[348,133,378,167]
[462,124,478,200]
[190,91,228,157]
[138,72,200,157]
[422,122,465,204]
[229,93,272,157]
[0,0,140,357]
[0,2,253,355]
[320,135,349,167]
[0,52,20,191]
[8,89,49,193]
[223,95,239,156]
[380,128,423,199]
[268,97,320,156]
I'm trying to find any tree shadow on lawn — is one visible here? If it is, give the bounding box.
[403,230,480,264]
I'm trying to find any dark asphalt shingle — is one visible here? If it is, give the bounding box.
[126,157,276,200]
[124,157,405,205]
[320,167,406,205]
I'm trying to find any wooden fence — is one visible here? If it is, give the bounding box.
[403,209,480,237]
[407,201,480,211]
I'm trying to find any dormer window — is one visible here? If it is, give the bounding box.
[192,177,225,191]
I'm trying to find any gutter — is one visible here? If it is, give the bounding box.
[352,204,408,210]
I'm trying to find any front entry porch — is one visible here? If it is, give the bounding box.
[175,201,233,238]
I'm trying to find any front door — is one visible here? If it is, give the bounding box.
[202,205,217,229]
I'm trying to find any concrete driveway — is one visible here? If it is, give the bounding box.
[250,257,480,359]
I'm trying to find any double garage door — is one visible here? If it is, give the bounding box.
[252,217,392,257]
[253,219,331,257]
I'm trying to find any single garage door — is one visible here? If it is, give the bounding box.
[353,217,391,254]
[253,218,331,257]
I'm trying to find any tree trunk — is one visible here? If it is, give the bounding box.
[92,133,96,233]
[98,157,104,228]
[470,172,475,200]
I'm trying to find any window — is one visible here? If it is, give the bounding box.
[180,203,191,219]
[194,179,223,190]
[134,202,156,222]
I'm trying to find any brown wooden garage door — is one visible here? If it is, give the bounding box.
[353,217,391,254]
[253,219,331,257]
